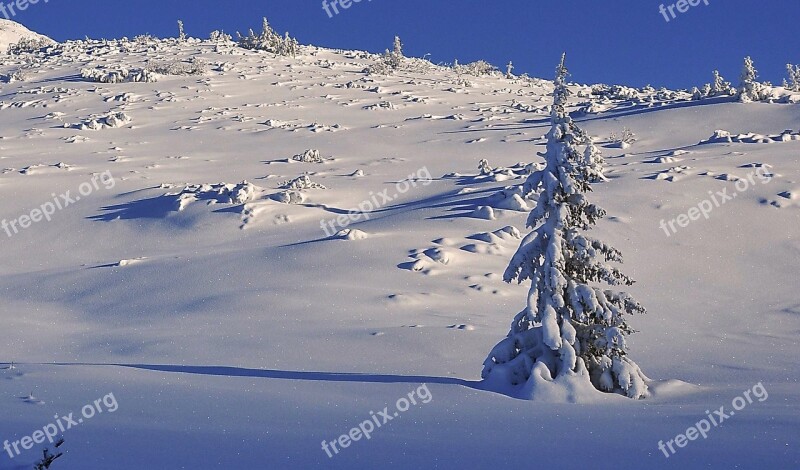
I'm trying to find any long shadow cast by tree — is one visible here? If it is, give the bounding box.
[49,362,485,391]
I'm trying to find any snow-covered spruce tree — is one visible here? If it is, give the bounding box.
[392,36,403,58]
[482,54,649,400]
[384,36,404,70]
[237,17,298,57]
[366,36,406,75]
[209,30,232,43]
[738,56,768,103]
[178,20,186,42]
[711,70,733,96]
[478,158,493,176]
[583,140,607,183]
[784,64,800,92]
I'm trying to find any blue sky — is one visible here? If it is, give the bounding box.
[7,0,799,89]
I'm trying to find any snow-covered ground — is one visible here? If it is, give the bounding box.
[0,25,798,469]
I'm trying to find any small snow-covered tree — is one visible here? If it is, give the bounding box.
[237,17,298,57]
[785,64,800,92]
[7,37,51,55]
[454,60,499,77]
[293,149,324,163]
[482,54,649,400]
[609,127,636,149]
[366,36,406,75]
[583,141,607,182]
[478,158,493,176]
[738,56,768,102]
[210,30,232,43]
[386,36,404,69]
[177,20,186,42]
[506,61,514,78]
[286,33,299,58]
[711,70,733,96]
[392,36,403,58]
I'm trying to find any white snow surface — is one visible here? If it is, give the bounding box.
[0,30,798,469]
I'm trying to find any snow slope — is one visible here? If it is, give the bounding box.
[0,19,52,54]
[0,32,798,469]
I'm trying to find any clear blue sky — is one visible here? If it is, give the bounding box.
[7,0,799,89]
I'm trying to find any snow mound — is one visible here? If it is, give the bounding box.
[70,112,132,130]
[701,129,800,145]
[333,229,368,240]
[20,393,45,406]
[279,175,326,190]
[272,190,305,205]
[292,149,325,163]
[487,187,531,211]
[647,156,683,164]
[471,206,496,220]
[81,66,159,84]
[474,158,532,182]
[171,181,260,211]
[460,243,505,255]
[480,359,613,403]
[646,379,703,400]
[468,226,521,244]
[114,257,147,267]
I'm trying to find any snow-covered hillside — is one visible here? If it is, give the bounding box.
[0,19,52,54]
[0,22,798,470]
